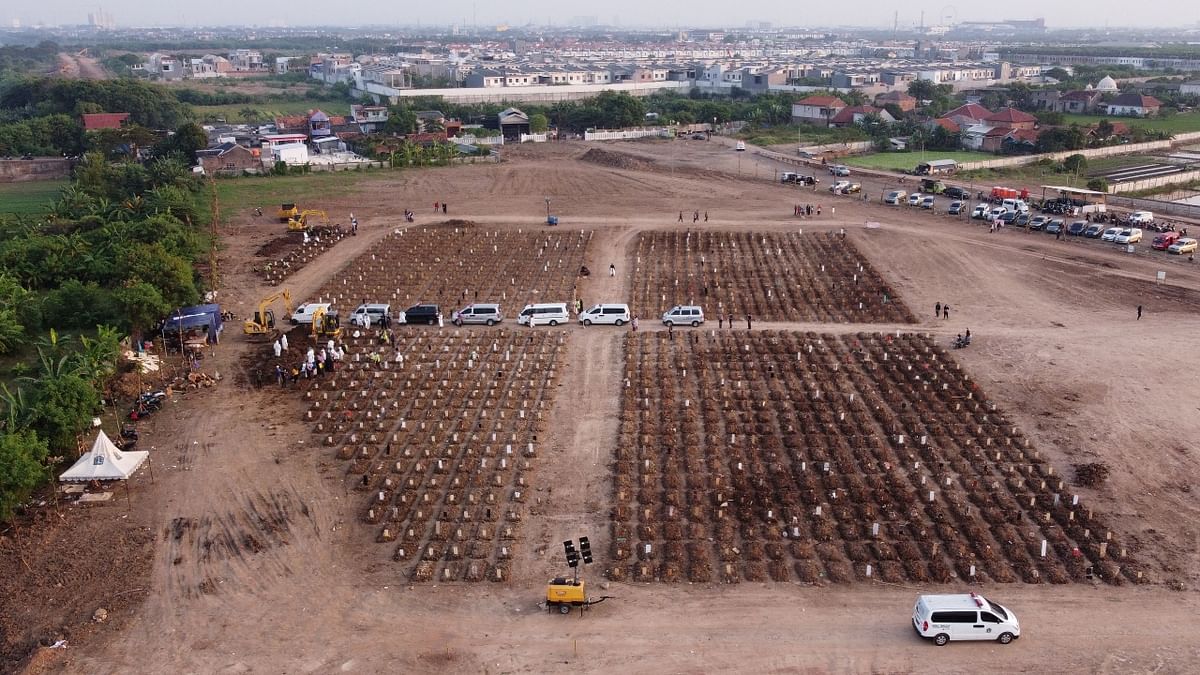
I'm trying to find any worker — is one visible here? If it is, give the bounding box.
[280,333,288,351]
[273,339,282,358]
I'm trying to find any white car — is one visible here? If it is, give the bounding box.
[885,190,907,205]
[1168,237,1198,254]
[578,303,630,326]
[1128,210,1154,225]
[1115,228,1143,244]
[921,196,935,209]
[735,141,746,151]
[1101,227,1123,242]
[913,593,1020,646]
[990,206,1008,219]
[907,193,924,206]
[829,180,851,193]
[830,165,851,176]
[971,204,989,219]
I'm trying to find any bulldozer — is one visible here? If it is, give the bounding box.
[244,289,293,339]
[286,209,331,233]
[278,203,300,223]
[310,305,342,341]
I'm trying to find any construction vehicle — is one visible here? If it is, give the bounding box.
[287,209,335,234]
[244,289,293,339]
[278,203,300,223]
[546,537,613,615]
[310,305,342,341]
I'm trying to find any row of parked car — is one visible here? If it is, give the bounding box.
[288,302,713,329]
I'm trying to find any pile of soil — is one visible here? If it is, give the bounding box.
[1074,462,1112,487]
[255,234,301,258]
[580,148,656,171]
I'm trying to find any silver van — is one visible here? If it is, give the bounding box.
[579,303,630,326]
[452,303,502,326]
[349,303,391,327]
[661,305,704,327]
[517,302,570,327]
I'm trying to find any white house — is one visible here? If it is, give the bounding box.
[791,95,847,126]
[1104,93,1162,117]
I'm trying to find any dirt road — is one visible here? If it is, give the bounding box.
[15,140,1200,673]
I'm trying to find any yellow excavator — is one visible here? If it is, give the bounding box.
[244,289,294,338]
[286,209,330,232]
[311,305,342,341]
[278,203,300,223]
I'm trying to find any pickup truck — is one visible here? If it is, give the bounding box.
[829,180,861,194]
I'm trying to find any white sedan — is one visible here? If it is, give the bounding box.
[1101,227,1123,242]
[1115,228,1143,244]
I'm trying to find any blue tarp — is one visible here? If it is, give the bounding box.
[162,304,223,343]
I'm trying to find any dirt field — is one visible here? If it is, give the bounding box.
[7,139,1200,673]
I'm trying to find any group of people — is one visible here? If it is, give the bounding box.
[793,204,823,217]
[678,210,708,223]
[934,302,952,320]
[953,329,973,349]
[434,201,449,214]
[274,340,345,386]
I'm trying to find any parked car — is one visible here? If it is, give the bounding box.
[908,193,924,206]
[1151,231,1181,250]
[1129,210,1154,225]
[795,175,819,186]
[885,190,907,205]
[971,204,989,220]
[1028,215,1048,230]
[349,303,391,327]
[1014,213,1030,227]
[1115,228,1143,244]
[920,196,935,209]
[452,303,502,326]
[948,200,965,215]
[999,211,1018,224]
[735,141,746,151]
[579,303,630,326]
[912,593,1020,646]
[1045,219,1064,235]
[943,186,970,200]
[661,305,704,327]
[1101,226,1124,242]
[990,206,1008,219]
[1067,221,1088,236]
[401,303,442,325]
[830,165,851,176]
[1168,237,1198,254]
[1084,223,1106,238]
[290,302,331,325]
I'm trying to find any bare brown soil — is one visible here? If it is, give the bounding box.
[6,139,1200,674]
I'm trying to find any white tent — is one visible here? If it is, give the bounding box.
[60,430,149,482]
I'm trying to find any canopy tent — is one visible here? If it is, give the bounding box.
[60,431,149,482]
[162,303,223,344]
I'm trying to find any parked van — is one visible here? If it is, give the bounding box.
[912,593,1020,646]
[517,302,570,327]
[1129,210,1154,225]
[1151,231,1180,250]
[1001,199,1029,214]
[579,303,630,326]
[1115,227,1143,244]
[884,190,907,205]
[349,303,391,327]
[452,303,503,326]
[661,305,704,327]
[291,302,331,325]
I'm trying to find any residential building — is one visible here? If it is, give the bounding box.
[229,49,264,72]
[829,105,895,127]
[1180,81,1200,96]
[498,108,530,141]
[941,103,992,129]
[1104,93,1162,117]
[791,95,847,126]
[196,143,261,175]
[983,107,1038,130]
[81,112,130,131]
[1053,90,1102,114]
[739,67,788,94]
[350,104,389,132]
[874,90,917,112]
[148,53,183,81]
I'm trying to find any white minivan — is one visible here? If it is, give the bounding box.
[517,302,570,327]
[349,303,391,327]
[661,305,704,327]
[291,302,331,325]
[579,303,630,326]
[1129,210,1154,225]
[912,593,1020,646]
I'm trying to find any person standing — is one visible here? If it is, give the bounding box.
[718,315,724,329]
[273,339,282,358]
[668,323,674,340]
[704,211,709,222]
[609,263,616,277]
[1137,304,1143,320]
[631,315,639,332]
[746,314,752,330]
[442,203,447,214]
[935,301,942,318]
[943,304,950,320]
[434,201,440,212]
[280,333,288,352]
[678,211,684,223]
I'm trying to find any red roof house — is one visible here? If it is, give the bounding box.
[983,107,1038,130]
[81,113,131,131]
[791,95,847,126]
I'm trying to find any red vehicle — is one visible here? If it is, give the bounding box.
[1152,231,1181,250]
[991,186,1020,201]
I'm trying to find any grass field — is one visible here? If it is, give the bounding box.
[0,180,67,216]
[213,171,391,220]
[739,124,868,147]
[955,155,1148,189]
[841,151,995,171]
[189,100,350,124]
[1059,111,1200,134]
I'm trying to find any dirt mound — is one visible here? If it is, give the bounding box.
[580,148,656,171]
[255,235,300,258]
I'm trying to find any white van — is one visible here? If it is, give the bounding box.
[1001,199,1029,214]
[912,593,1020,646]
[517,302,570,327]
[349,303,390,327]
[1129,210,1154,225]
[452,303,502,326]
[291,302,331,325]
[661,305,704,327]
[579,303,630,326]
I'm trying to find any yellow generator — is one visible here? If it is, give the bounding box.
[546,578,587,614]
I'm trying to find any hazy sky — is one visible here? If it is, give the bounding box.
[6,1,1199,30]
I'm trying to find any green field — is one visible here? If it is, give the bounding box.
[1059,111,1200,134]
[739,124,868,146]
[189,100,350,123]
[213,171,392,222]
[0,180,67,216]
[842,151,996,171]
[955,155,1147,189]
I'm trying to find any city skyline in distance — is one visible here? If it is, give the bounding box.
[3,0,1200,31]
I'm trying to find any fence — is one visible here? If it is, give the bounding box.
[797,141,875,155]
[307,161,386,172]
[584,127,673,141]
[520,133,549,143]
[1107,194,1200,220]
[457,134,505,146]
[1109,169,1200,194]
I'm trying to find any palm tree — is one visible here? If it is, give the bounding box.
[0,383,30,432]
